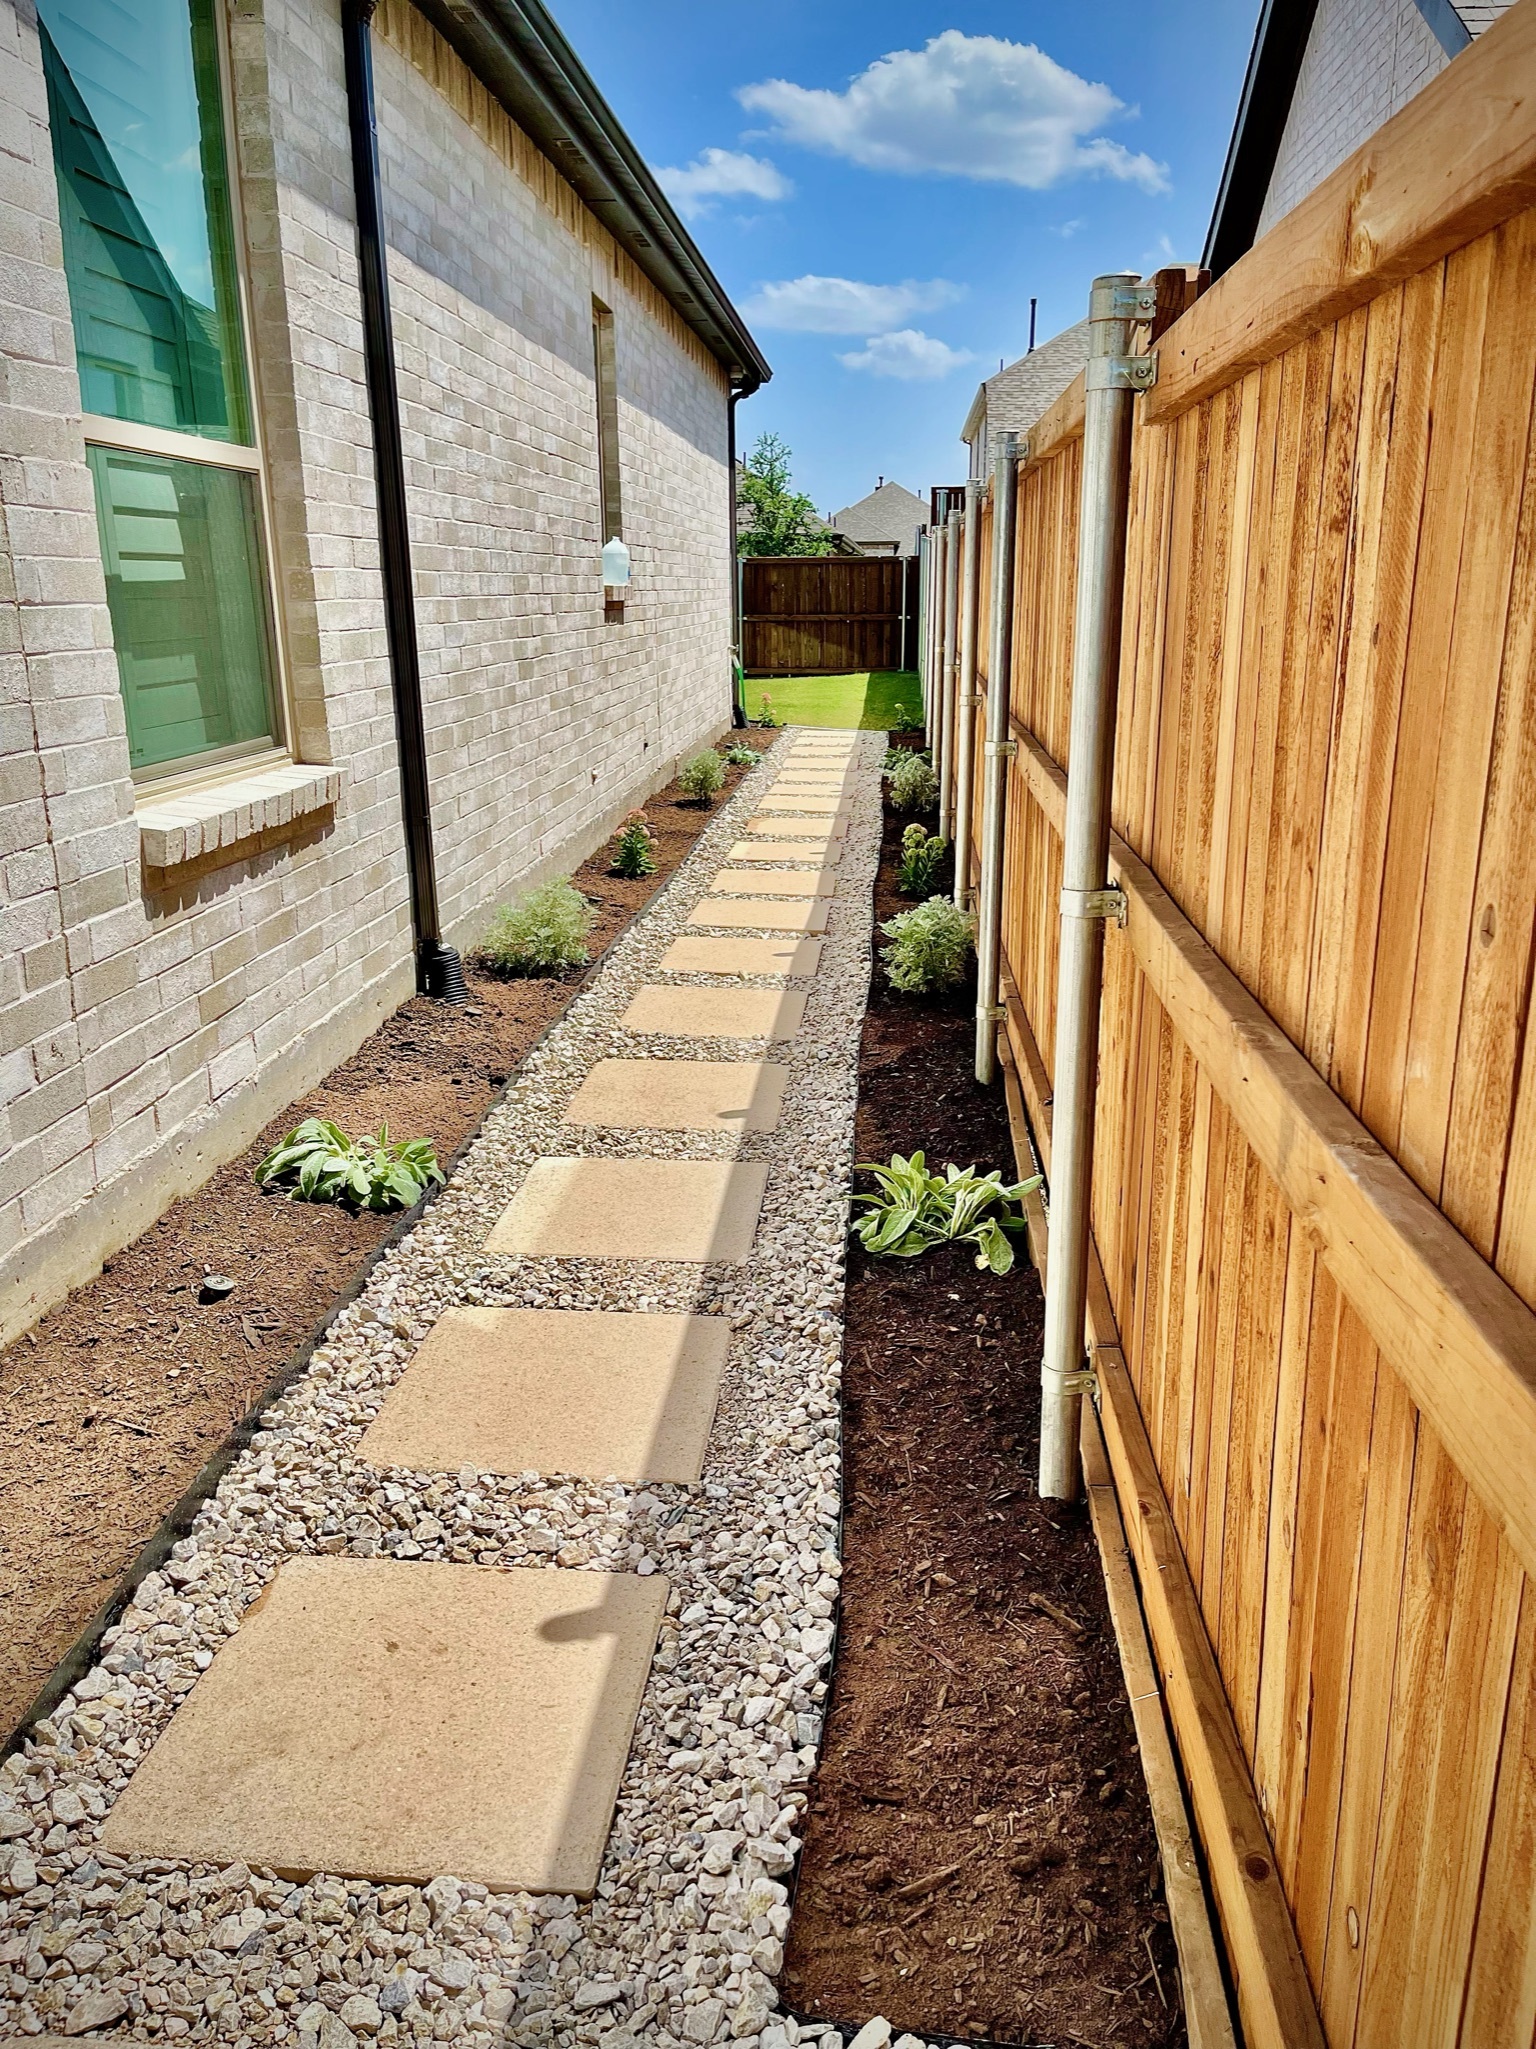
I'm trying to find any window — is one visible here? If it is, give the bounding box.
[41,0,283,781]
[592,297,622,546]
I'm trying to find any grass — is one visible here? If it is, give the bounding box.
[750,670,922,731]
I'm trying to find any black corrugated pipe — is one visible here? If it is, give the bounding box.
[728,384,746,727]
[341,0,466,1003]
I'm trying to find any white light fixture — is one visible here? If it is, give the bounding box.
[601,535,631,589]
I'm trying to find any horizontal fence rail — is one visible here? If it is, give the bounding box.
[931,8,1536,2044]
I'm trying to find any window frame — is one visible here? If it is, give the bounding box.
[63,0,294,793]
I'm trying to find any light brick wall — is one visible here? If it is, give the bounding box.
[0,0,735,1339]
[1258,0,1511,234]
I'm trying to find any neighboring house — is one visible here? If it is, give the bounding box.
[1206,0,1515,271]
[0,0,767,1340]
[960,321,1092,480]
[827,479,928,557]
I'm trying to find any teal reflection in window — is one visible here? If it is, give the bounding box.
[88,447,279,772]
[40,0,252,443]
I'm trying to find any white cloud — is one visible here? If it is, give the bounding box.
[654,148,792,219]
[738,31,1168,195]
[740,274,963,334]
[837,329,976,381]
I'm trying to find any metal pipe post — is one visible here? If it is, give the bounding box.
[973,433,1019,1085]
[937,508,961,838]
[1038,273,1145,1501]
[952,477,982,906]
[926,523,947,741]
[915,530,929,724]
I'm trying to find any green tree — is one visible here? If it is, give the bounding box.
[738,432,835,557]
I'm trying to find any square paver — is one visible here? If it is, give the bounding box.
[657,934,823,976]
[687,897,829,935]
[744,815,846,839]
[755,796,848,815]
[99,1557,667,1896]
[563,1058,788,1133]
[486,1158,770,1261]
[359,1308,730,1483]
[621,985,808,1039]
[726,840,843,867]
[706,868,837,899]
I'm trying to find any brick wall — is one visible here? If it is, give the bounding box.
[1258,0,1512,234]
[0,0,735,1340]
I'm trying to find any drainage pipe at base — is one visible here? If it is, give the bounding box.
[973,433,1019,1087]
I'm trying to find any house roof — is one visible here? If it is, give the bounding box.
[408,0,771,393]
[960,321,1092,449]
[828,480,929,550]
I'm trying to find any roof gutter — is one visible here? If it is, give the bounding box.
[407,0,771,395]
[1203,0,1321,277]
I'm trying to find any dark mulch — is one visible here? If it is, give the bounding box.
[781,809,1185,2048]
[0,755,754,1738]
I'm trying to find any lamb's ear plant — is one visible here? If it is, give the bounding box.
[724,742,761,767]
[888,751,939,815]
[476,877,596,976]
[881,896,974,994]
[678,750,727,804]
[255,1118,444,1213]
[852,1151,1040,1274]
[609,810,657,878]
[883,744,930,776]
[897,822,947,897]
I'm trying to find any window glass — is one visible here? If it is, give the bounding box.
[40,0,251,442]
[88,447,278,771]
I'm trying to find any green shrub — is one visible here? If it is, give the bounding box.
[883,744,932,776]
[256,1118,444,1213]
[891,701,925,733]
[897,822,947,897]
[679,750,727,803]
[881,896,974,995]
[476,877,596,976]
[609,810,657,879]
[756,693,782,728]
[888,751,939,814]
[852,1151,1039,1274]
[724,742,761,767]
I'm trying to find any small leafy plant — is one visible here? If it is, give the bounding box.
[853,1151,1040,1274]
[476,877,596,976]
[883,744,931,776]
[888,751,939,815]
[891,701,925,733]
[256,1118,444,1213]
[756,693,782,728]
[610,810,657,879]
[724,742,761,767]
[897,822,947,896]
[881,896,974,994]
[679,750,727,804]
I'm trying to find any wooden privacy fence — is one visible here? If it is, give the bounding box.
[930,7,1536,2046]
[741,555,918,675]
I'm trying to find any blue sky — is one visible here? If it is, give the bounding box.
[554,1,1259,516]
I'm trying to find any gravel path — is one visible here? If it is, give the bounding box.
[0,731,916,2049]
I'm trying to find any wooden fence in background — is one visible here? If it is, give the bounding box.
[941,7,1536,2044]
[741,555,918,674]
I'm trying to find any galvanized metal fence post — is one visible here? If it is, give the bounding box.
[1038,272,1153,1501]
[973,433,1019,1085]
[916,529,929,726]
[937,507,962,838]
[952,477,982,907]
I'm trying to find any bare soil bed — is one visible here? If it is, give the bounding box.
[782,806,1185,2048]
[0,756,752,1741]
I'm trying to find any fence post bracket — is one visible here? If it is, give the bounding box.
[985,738,1017,760]
[1086,355,1159,393]
[1061,884,1128,926]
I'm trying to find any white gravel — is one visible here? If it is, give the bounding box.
[0,731,937,2049]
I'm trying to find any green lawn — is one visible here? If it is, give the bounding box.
[747,670,922,731]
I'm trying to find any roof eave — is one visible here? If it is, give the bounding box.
[405,0,771,392]
[1203,0,1321,276]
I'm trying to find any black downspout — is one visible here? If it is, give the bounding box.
[728,384,746,727]
[341,0,465,1002]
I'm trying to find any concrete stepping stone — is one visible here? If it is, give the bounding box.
[726,839,843,867]
[658,934,822,976]
[563,1058,788,1133]
[99,1557,667,1897]
[360,1308,730,1484]
[686,897,830,935]
[705,868,836,898]
[755,795,848,815]
[621,984,808,1039]
[486,1158,770,1261]
[743,815,846,839]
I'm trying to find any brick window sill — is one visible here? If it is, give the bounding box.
[136,762,343,870]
